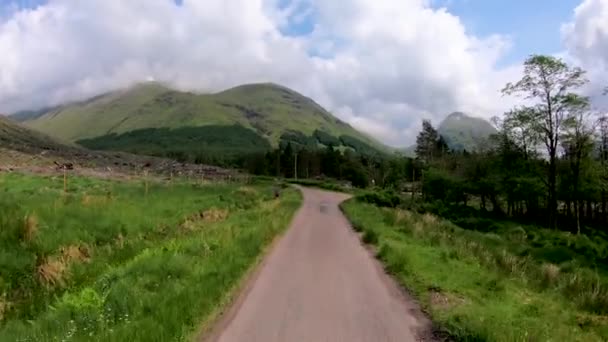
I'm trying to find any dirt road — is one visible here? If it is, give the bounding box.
[209,187,433,342]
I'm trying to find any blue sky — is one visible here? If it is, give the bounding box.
[275,0,584,67]
[438,0,582,66]
[7,0,582,66]
[1,0,605,146]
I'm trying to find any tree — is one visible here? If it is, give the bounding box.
[503,108,539,159]
[502,55,588,229]
[415,120,439,164]
[598,114,608,223]
[561,99,593,233]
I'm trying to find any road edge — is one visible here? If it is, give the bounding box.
[194,187,305,342]
[338,199,443,342]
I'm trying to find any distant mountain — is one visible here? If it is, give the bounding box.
[11,105,62,122]
[17,82,388,160]
[437,112,497,152]
[403,112,496,157]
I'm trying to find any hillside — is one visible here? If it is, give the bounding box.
[0,115,236,178]
[0,115,76,153]
[402,112,496,156]
[438,112,496,151]
[18,83,387,160]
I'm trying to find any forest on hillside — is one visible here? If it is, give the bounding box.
[248,55,608,236]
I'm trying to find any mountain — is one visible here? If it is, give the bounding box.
[0,114,75,153]
[402,112,496,157]
[0,114,89,166]
[11,105,62,122]
[17,82,387,161]
[0,114,236,178]
[437,112,497,152]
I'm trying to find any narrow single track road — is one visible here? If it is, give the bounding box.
[209,187,433,342]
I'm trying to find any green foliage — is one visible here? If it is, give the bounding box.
[279,130,317,149]
[422,169,466,203]
[342,200,608,341]
[21,82,387,153]
[502,54,590,229]
[313,129,340,146]
[415,120,440,163]
[287,179,350,193]
[0,173,301,341]
[339,135,381,156]
[362,230,378,244]
[356,190,402,208]
[77,125,272,165]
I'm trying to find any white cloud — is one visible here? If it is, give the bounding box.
[0,0,522,146]
[562,0,608,109]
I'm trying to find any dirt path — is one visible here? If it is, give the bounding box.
[208,187,434,342]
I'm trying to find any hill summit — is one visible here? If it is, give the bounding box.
[437,112,497,151]
[15,82,388,161]
[402,112,496,156]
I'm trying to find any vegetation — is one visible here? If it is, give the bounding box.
[437,112,497,152]
[378,55,608,235]
[0,115,75,153]
[78,125,272,166]
[342,200,608,341]
[244,142,393,188]
[337,55,608,340]
[0,172,301,341]
[18,82,386,152]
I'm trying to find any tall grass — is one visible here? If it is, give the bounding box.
[341,199,608,341]
[0,172,301,341]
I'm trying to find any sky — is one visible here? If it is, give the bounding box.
[0,0,607,147]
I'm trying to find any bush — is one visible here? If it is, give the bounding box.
[362,230,379,244]
[356,190,402,208]
[452,217,501,233]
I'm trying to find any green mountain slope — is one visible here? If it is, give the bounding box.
[402,112,496,157]
[0,115,76,153]
[19,83,386,159]
[437,112,497,151]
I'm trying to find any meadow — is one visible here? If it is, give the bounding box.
[0,172,300,341]
[342,198,608,341]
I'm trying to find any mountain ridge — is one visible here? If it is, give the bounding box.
[16,82,390,161]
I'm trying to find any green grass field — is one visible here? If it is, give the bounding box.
[341,199,608,341]
[0,172,301,341]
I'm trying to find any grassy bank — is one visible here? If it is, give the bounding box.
[341,199,608,341]
[0,172,301,341]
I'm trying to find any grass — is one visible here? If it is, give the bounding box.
[22,82,386,152]
[341,199,608,341]
[0,172,301,341]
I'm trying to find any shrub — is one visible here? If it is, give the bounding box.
[453,217,500,232]
[362,230,379,244]
[356,190,402,208]
[540,263,560,287]
[531,246,577,264]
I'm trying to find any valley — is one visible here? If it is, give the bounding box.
[1,55,607,342]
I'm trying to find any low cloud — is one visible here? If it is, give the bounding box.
[562,0,608,110]
[1,0,601,146]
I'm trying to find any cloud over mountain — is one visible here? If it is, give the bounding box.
[0,0,605,146]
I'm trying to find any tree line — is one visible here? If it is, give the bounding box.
[413,55,607,233]
[249,54,607,234]
[243,142,418,188]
